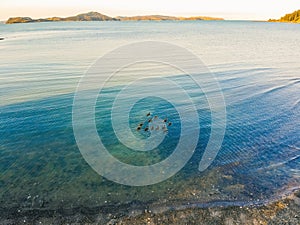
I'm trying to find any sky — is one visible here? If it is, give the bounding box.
[1,0,300,21]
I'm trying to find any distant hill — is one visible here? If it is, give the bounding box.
[6,12,118,24]
[116,15,178,21]
[116,15,224,21]
[269,10,300,23]
[63,12,117,21]
[6,12,224,24]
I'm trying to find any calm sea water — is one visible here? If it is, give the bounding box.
[0,21,299,214]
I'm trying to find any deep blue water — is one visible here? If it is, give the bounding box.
[0,21,299,213]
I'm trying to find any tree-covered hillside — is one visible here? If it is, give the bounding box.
[269,10,300,23]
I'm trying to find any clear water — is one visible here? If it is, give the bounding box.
[0,21,299,214]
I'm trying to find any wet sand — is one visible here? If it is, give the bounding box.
[1,190,299,225]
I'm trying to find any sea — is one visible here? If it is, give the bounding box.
[0,21,299,217]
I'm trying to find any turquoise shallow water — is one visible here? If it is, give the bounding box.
[0,21,299,214]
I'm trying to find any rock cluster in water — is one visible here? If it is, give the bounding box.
[136,112,172,134]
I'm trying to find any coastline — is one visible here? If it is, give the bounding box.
[1,190,299,224]
[268,21,300,24]
[121,191,300,225]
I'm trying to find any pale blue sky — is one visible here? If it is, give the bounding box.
[1,0,300,21]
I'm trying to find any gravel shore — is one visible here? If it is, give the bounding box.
[1,190,299,225]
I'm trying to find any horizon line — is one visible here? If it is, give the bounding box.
[1,11,276,22]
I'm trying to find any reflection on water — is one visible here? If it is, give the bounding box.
[0,21,299,216]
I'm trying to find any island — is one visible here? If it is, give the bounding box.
[6,12,118,24]
[116,15,224,21]
[268,9,300,23]
[6,12,224,24]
